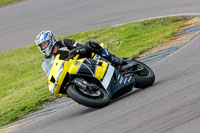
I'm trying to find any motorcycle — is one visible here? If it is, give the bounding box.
[47,44,155,108]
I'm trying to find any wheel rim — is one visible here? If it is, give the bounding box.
[135,64,151,77]
[72,85,107,100]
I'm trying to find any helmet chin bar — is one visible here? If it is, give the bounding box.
[44,50,51,56]
[44,41,54,56]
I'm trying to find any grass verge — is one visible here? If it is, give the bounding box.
[0,16,191,127]
[0,0,23,7]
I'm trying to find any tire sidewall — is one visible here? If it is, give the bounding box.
[133,60,155,88]
[67,84,110,108]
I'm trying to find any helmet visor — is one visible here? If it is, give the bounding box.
[39,40,49,51]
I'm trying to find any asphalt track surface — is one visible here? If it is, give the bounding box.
[1,0,199,133]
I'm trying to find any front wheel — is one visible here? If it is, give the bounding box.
[67,84,110,108]
[132,60,155,88]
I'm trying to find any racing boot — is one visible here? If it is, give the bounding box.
[85,40,125,68]
[100,49,125,69]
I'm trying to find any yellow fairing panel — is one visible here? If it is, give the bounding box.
[47,53,108,95]
[48,55,84,94]
[48,55,65,94]
[48,55,64,84]
[95,60,109,80]
[65,59,84,74]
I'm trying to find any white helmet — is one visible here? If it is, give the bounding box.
[35,30,56,56]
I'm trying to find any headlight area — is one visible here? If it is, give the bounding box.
[56,63,64,82]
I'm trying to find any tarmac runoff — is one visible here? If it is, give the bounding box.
[1,17,200,133]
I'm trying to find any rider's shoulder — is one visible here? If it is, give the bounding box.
[56,38,74,47]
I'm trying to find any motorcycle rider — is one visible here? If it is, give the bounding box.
[35,30,124,77]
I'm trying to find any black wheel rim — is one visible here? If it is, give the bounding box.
[72,85,107,100]
[134,64,151,77]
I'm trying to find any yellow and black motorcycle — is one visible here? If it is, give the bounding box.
[47,44,155,108]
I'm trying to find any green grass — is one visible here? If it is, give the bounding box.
[0,16,189,127]
[0,0,21,6]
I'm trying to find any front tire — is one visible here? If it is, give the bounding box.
[67,84,110,108]
[133,60,155,88]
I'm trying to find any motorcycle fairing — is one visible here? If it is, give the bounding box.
[75,59,98,77]
[105,67,135,97]
[48,55,109,95]
[75,58,109,80]
[48,54,84,94]
[48,53,135,98]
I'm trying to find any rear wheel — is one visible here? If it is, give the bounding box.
[132,60,155,88]
[67,84,110,108]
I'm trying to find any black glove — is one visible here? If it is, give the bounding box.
[67,45,87,60]
[85,40,103,55]
[86,40,102,49]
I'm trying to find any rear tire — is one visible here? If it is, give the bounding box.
[133,60,155,88]
[67,84,110,108]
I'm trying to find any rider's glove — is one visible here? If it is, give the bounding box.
[86,40,102,49]
[85,40,103,55]
[68,45,87,59]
